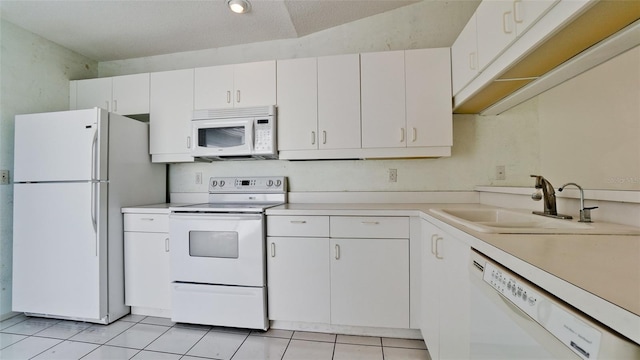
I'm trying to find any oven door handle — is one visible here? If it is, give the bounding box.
[170,214,263,222]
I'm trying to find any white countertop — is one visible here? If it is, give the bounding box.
[266,202,640,344]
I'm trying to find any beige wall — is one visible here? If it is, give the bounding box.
[539,46,640,191]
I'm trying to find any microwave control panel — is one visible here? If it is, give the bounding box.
[254,118,274,153]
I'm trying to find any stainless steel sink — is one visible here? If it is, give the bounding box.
[428,208,625,234]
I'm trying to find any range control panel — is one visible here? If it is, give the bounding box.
[208,176,286,193]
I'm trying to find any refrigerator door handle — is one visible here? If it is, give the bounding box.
[91,128,98,181]
[91,182,98,256]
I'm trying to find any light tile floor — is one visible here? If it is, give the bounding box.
[0,314,431,360]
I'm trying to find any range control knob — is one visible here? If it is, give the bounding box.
[267,180,274,187]
[211,180,218,187]
[219,180,225,187]
[275,179,282,187]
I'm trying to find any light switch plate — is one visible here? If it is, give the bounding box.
[0,170,9,185]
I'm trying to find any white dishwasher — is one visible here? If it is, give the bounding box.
[469,250,639,359]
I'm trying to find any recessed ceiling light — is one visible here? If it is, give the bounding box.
[228,0,251,14]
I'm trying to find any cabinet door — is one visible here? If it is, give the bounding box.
[405,48,452,148]
[112,73,150,115]
[318,54,361,150]
[194,65,235,109]
[420,220,441,358]
[267,237,330,323]
[514,0,558,35]
[451,13,479,95]
[149,69,194,160]
[124,232,171,310]
[233,60,276,107]
[76,77,112,111]
[476,0,517,71]
[276,58,318,151]
[438,230,471,359]
[361,51,406,148]
[330,238,409,328]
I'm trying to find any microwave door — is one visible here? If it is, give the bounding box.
[192,119,252,157]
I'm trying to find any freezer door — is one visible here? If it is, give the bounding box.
[14,108,108,182]
[12,182,107,321]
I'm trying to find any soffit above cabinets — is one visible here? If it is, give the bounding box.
[454,0,640,115]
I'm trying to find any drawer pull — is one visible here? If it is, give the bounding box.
[335,244,340,260]
[140,217,155,221]
[361,221,380,225]
[271,242,276,257]
[165,238,170,252]
[290,220,307,224]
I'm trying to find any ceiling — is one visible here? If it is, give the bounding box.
[0,0,422,62]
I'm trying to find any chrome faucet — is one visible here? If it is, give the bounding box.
[530,175,572,219]
[558,182,597,222]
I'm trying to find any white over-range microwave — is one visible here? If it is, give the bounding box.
[191,105,277,160]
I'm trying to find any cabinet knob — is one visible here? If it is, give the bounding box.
[311,131,316,145]
[400,128,405,143]
[165,238,170,252]
[236,90,241,103]
[271,242,276,257]
[335,244,340,260]
[226,91,231,104]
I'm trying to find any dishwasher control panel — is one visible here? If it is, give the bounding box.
[480,258,603,360]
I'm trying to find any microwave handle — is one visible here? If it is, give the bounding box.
[247,120,255,151]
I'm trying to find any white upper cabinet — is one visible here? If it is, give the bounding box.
[277,54,361,154]
[361,50,406,149]
[234,61,276,107]
[476,0,518,71]
[317,54,361,150]
[194,65,234,109]
[514,0,558,35]
[72,73,150,115]
[405,48,452,148]
[112,74,151,115]
[276,57,318,151]
[194,60,276,109]
[74,77,111,111]
[474,0,558,75]
[361,49,452,150]
[451,13,479,96]
[149,69,194,163]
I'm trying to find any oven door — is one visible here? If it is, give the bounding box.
[170,213,265,287]
[191,118,254,157]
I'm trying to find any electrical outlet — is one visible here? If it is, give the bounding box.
[195,172,203,184]
[496,165,506,180]
[0,170,9,185]
[389,169,397,183]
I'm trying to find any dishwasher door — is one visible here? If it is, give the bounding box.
[469,250,639,360]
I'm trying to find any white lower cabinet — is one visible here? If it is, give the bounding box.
[123,212,171,315]
[421,219,471,359]
[266,215,410,329]
[267,236,330,323]
[330,237,409,328]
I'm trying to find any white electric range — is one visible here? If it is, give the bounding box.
[168,176,287,330]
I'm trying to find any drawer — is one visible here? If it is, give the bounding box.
[267,216,329,237]
[124,213,169,233]
[330,216,409,239]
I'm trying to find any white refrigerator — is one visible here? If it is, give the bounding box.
[12,108,166,324]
